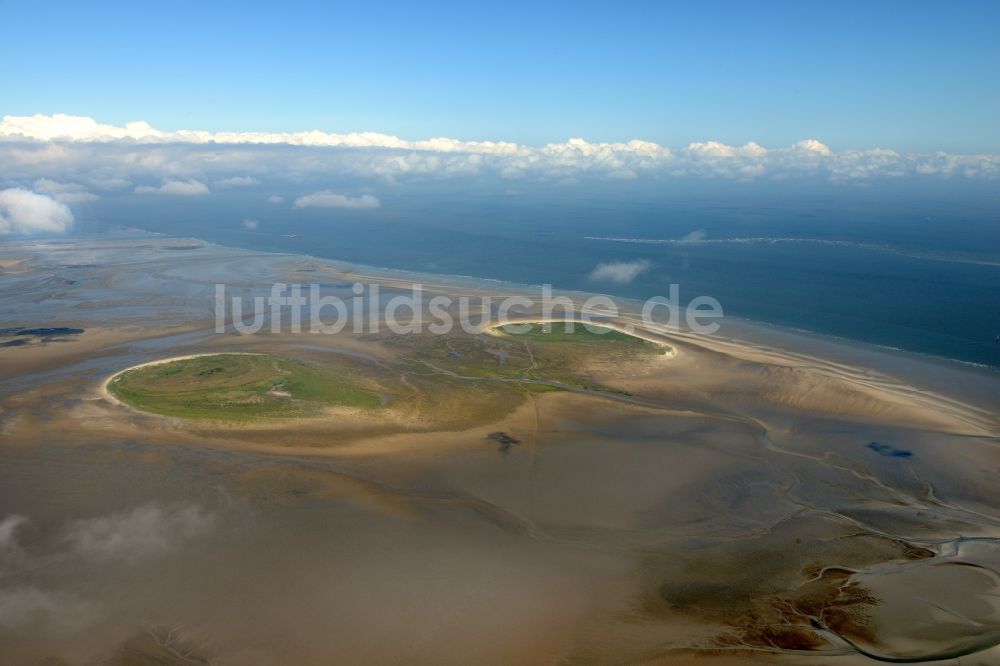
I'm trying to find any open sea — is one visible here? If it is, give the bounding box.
[77,181,1000,369]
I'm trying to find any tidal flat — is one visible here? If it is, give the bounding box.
[0,236,998,665]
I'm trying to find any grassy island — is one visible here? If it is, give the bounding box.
[106,353,380,420]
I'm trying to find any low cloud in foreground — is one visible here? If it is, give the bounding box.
[61,503,215,563]
[589,259,652,285]
[294,191,381,209]
[0,586,96,632]
[0,188,74,235]
[0,503,216,633]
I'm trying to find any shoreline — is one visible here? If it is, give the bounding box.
[264,241,1000,374]
[6,230,996,373]
[4,233,998,430]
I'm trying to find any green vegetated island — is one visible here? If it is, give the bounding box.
[106,353,381,419]
[106,323,670,422]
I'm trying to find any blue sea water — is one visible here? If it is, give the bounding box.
[77,180,1000,368]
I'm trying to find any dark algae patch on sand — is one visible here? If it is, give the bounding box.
[0,326,85,346]
[866,441,913,458]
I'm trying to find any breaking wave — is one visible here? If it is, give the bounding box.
[584,236,1000,267]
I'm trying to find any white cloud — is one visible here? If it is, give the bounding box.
[0,515,28,571]
[0,114,527,156]
[0,515,100,632]
[0,188,74,235]
[0,114,997,184]
[49,191,98,203]
[0,113,167,143]
[792,139,833,156]
[215,175,259,187]
[589,259,652,284]
[267,195,284,204]
[0,504,218,636]
[0,515,27,551]
[135,179,209,196]
[0,586,97,631]
[687,140,768,159]
[33,178,98,203]
[89,176,131,191]
[61,503,214,563]
[294,191,380,209]
[241,218,259,230]
[680,230,706,243]
[687,140,739,158]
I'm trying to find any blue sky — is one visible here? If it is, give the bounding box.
[3,1,999,152]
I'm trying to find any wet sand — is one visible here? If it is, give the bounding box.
[0,236,997,665]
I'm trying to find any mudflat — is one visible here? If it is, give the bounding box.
[1,237,997,665]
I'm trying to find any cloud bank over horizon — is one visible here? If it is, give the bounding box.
[1,114,997,188]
